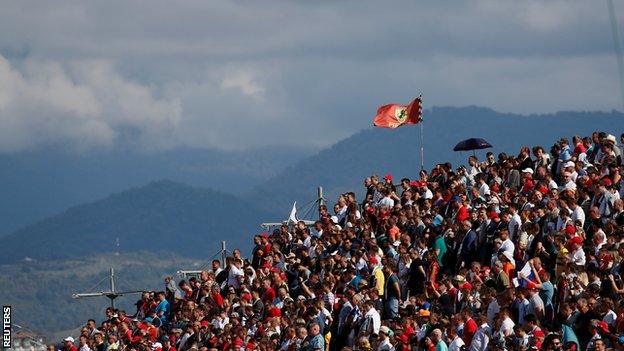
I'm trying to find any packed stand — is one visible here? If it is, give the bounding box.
[55,131,624,351]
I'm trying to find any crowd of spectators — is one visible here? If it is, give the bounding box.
[56,131,624,351]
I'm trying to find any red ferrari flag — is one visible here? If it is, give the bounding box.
[373,97,422,128]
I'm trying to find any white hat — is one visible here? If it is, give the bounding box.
[522,168,534,174]
[64,337,75,343]
[330,216,339,224]
[152,343,162,350]
[380,326,392,335]
[453,275,466,283]
[606,134,617,144]
[501,251,515,266]
[564,161,575,168]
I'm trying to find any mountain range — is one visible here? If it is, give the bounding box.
[0,145,313,235]
[0,180,277,264]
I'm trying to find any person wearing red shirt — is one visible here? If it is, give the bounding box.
[261,279,276,305]
[461,309,478,346]
[62,337,78,351]
[210,285,224,307]
[573,135,587,155]
[178,281,193,300]
[118,322,133,344]
[451,196,469,223]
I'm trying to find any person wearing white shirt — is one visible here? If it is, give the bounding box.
[378,192,395,209]
[499,313,515,338]
[78,336,92,351]
[448,328,465,351]
[508,206,522,241]
[422,186,434,200]
[569,245,586,267]
[177,326,194,351]
[603,307,617,328]
[467,156,481,188]
[562,161,577,182]
[469,320,491,351]
[477,175,490,197]
[359,301,381,336]
[377,326,395,351]
[303,233,312,248]
[492,309,514,349]
[486,298,500,327]
[227,258,244,289]
[593,230,607,256]
[499,230,515,257]
[560,172,577,191]
[569,200,585,227]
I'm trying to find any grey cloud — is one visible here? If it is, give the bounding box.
[0,1,611,60]
[0,55,181,152]
[0,0,621,151]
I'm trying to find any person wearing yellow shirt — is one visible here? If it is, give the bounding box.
[554,235,569,279]
[369,256,385,297]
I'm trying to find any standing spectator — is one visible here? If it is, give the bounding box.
[383,261,401,319]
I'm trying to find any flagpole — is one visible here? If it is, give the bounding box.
[420,121,424,172]
[419,95,424,172]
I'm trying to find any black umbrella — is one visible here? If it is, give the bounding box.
[453,138,493,156]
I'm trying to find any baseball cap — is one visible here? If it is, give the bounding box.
[460,282,473,290]
[598,321,610,333]
[380,326,394,336]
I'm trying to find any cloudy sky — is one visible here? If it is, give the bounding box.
[0,0,621,152]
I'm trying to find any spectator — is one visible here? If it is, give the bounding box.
[69,130,624,351]
[63,337,77,351]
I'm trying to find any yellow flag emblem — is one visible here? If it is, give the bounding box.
[395,107,408,123]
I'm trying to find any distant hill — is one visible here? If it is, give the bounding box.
[0,145,313,235]
[248,106,624,214]
[0,180,277,264]
[0,252,202,336]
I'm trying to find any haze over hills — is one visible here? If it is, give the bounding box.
[0,252,202,336]
[0,145,313,236]
[0,180,278,264]
[247,106,624,215]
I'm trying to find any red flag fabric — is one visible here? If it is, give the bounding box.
[373,97,422,128]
